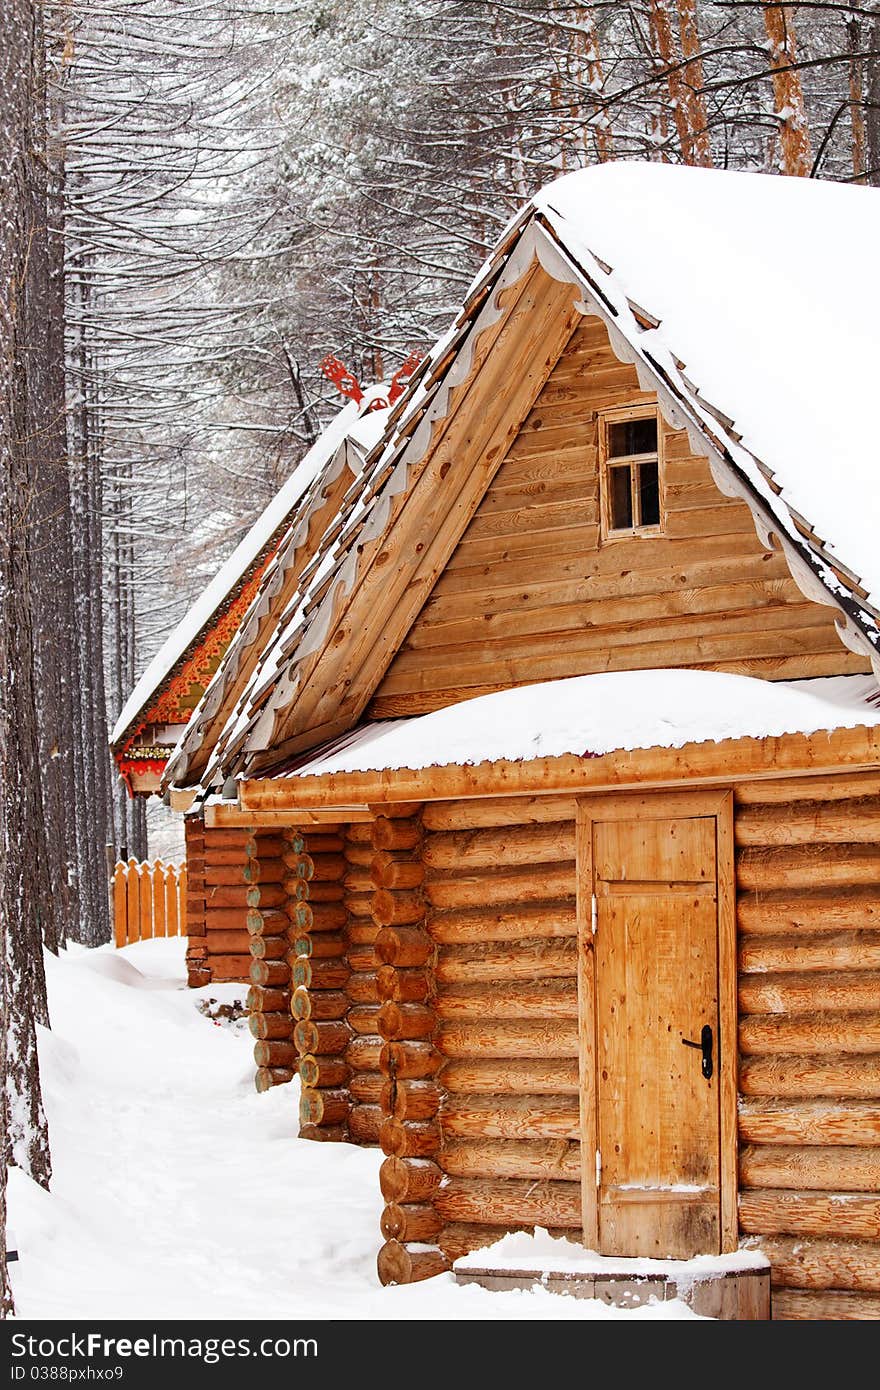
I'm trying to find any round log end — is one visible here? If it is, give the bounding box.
[377,1239,448,1286]
[254,1066,294,1093]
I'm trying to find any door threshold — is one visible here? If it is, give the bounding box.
[453,1238,770,1320]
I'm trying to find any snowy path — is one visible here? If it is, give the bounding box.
[8,939,695,1320]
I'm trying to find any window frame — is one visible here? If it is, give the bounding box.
[598,403,665,543]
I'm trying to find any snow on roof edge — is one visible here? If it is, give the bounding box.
[277,671,880,781]
[111,392,386,748]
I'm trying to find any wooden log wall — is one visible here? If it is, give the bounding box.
[200,827,281,987]
[237,828,295,1090]
[373,808,451,1286]
[734,772,880,1321]
[289,824,352,1135]
[422,795,581,1267]
[342,821,384,1146]
[184,814,208,987]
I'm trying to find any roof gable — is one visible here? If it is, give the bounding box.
[166,164,880,792]
[370,315,868,718]
[112,391,388,787]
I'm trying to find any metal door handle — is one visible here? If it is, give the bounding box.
[682,1024,713,1080]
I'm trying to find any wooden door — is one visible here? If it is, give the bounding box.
[578,795,734,1259]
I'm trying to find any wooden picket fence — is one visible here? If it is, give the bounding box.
[112,858,187,947]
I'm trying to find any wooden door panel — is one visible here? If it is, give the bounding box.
[590,814,721,1258]
[594,816,715,884]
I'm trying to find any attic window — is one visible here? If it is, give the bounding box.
[600,408,662,538]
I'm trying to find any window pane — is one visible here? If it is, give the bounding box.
[609,416,657,458]
[609,465,633,530]
[638,460,660,526]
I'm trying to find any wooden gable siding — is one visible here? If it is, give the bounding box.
[370,316,868,719]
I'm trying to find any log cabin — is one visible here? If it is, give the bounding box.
[109,378,396,983]
[157,162,880,1317]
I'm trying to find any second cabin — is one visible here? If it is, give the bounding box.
[149,161,880,1318]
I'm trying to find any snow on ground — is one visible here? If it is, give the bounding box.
[8,938,699,1321]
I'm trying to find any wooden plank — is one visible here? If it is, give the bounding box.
[427,904,578,945]
[204,803,372,828]
[436,1019,579,1058]
[441,1138,581,1182]
[576,802,598,1248]
[112,863,127,948]
[740,1011,880,1056]
[438,1057,580,1095]
[435,938,577,985]
[424,822,575,870]
[377,612,847,695]
[153,863,168,939]
[440,1095,580,1141]
[428,548,792,610]
[752,1236,880,1292]
[434,1177,582,1228]
[435,980,578,1020]
[771,1288,880,1319]
[404,580,806,651]
[424,863,574,910]
[369,649,873,715]
[737,844,880,891]
[716,792,739,1253]
[737,889,880,936]
[738,1099,880,1146]
[739,1055,880,1098]
[739,933,880,974]
[126,858,140,946]
[423,796,578,831]
[735,797,880,846]
[739,970,880,1014]
[735,773,880,804]
[740,1145,880,1191]
[739,1190,880,1240]
[240,725,880,813]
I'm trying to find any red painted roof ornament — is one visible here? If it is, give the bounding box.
[319,350,423,411]
[386,349,424,406]
[319,354,363,404]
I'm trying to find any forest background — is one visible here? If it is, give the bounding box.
[2,0,879,1313]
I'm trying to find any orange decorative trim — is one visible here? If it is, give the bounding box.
[115,552,276,791]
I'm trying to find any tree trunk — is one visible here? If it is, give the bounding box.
[1,6,56,1320]
[762,3,812,176]
[867,10,880,186]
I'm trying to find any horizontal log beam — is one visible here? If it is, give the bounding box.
[738,1189,880,1240]
[437,1019,578,1058]
[238,726,880,811]
[740,1144,880,1191]
[440,1138,581,1182]
[739,1055,880,1098]
[434,1177,581,1228]
[440,1095,580,1141]
[738,1099,880,1146]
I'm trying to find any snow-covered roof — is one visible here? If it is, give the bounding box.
[111,388,390,750]
[166,163,880,790]
[274,671,880,779]
[536,161,880,613]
